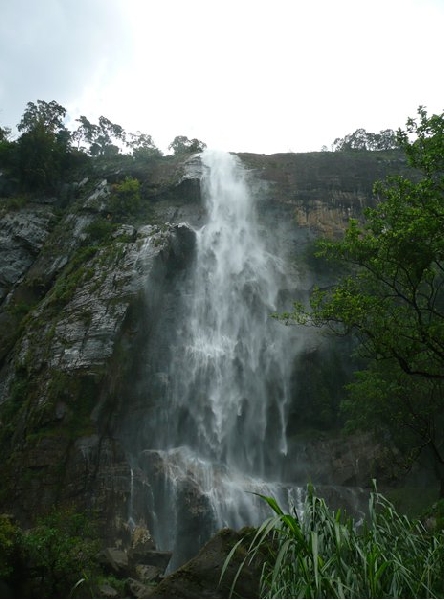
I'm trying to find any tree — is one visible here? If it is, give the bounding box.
[332,128,399,151]
[16,100,71,191]
[22,508,99,597]
[127,131,162,160]
[0,125,11,143]
[168,135,206,155]
[287,107,444,493]
[0,125,16,175]
[73,115,126,156]
[17,100,67,136]
[72,115,99,151]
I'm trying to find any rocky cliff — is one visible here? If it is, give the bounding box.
[0,150,410,587]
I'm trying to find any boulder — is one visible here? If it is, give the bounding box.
[147,528,263,599]
[98,547,131,576]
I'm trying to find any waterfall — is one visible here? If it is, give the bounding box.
[137,150,305,569]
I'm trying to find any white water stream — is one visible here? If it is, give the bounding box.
[140,150,305,568]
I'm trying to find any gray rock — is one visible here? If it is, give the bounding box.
[98,582,120,598]
[0,205,54,294]
[135,564,163,583]
[127,577,157,599]
[98,547,131,575]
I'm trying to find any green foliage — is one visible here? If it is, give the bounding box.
[223,485,444,598]
[0,509,121,598]
[0,128,17,176]
[16,100,71,192]
[0,194,28,210]
[0,376,30,448]
[288,107,444,487]
[127,131,162,160]
[0,95,207,195]
[0,125,11,142]
[0,514,22,580]
[17,100,67,135]
[48,245,98,307]
[333,128,399,151]
[109,176,142,218]
[168,134,207,155]
[22,507,100,598]
[74,115,125,157]
[85,218,115,242]
[422,498,444,532]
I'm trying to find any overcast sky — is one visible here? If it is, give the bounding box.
[1,0,443,155]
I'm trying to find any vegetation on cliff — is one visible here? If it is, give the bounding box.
[286,106,444,494]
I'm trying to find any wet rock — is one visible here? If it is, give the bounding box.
[135,564,163,583]
[0,205,55,299]
[135,550,172,572]
[146,528,263,599]
[98,582,120,598]
[83,178,110,212]
[126,577,158,598]
[98,547,131,576]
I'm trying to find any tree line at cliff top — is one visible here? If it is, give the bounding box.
[0,99,207,193]
[0,99,401,193]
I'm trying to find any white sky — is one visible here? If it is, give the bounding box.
[0,0,443,155]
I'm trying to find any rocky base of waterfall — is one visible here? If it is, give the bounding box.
[95,540,173,599]
[20,526,261,599]
[15,524,174,599]
[145,528,264,599]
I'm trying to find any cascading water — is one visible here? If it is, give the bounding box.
[135,150,306,569]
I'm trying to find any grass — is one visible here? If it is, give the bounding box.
[222,482,444,598]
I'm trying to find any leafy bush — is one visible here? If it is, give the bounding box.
[0,514,22,580]
[85,218,115,242]
[109,176,141,218]
[22,508,100,598]
[223,484,444,598]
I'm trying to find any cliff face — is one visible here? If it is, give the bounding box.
[0,150,407,554]
[239,150,409,237]
[0,157,196,534]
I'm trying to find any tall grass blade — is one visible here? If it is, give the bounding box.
[222,483,444,599]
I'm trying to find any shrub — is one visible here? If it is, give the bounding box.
[22,508,100,598]
[0,514,22,580]
[85,218,115,242]
[109,176,141,218]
